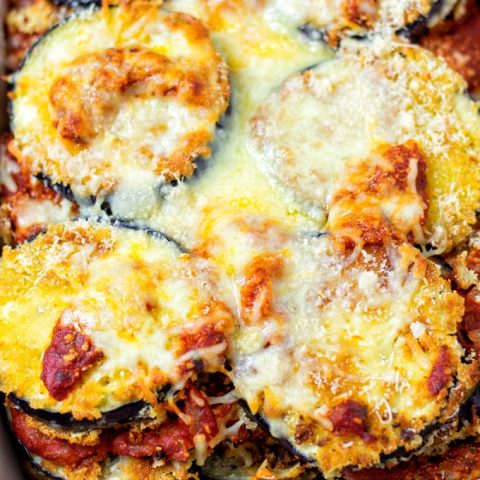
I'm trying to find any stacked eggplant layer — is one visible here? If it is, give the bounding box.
[9,2,230,215]
[2,1,480,479]
[0,221,252,479]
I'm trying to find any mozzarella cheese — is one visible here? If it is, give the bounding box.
[11,3,229,209]
[3,1,480,478]
[249,39,480,252]
[227,231,473,477]
[0,221,234,419]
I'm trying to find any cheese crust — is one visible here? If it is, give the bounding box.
[11,3,230,201]
[204,215,475,477]
[250,40,480,252]
[0,221,234,419]
[3,1,480,479]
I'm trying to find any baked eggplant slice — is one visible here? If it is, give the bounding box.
[225,228,478,478]
[7,394,152,431]
[260,0,458,44]
[0,221,235,422]
[249,40,480,252]
[10,2,230,217]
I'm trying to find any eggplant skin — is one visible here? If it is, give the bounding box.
[37,174,87,206]
[50,0,99,7]
[237,400,317,467]
[7,377,170,430]
[397,0,453,40]
[110,218,187,253]
[8,394,152,431]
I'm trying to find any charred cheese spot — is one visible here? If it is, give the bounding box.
[257,0,457,43]
[0,221,234,419]
[250,40,480,252]
[327,141,429,246]
[228,231,473,477]
[11,4,229,207]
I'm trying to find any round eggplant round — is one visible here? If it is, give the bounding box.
[230,232,477,478]
[260,0,459,45]
[0,221,235,420]
[10,3,230,214]
[249,40,480,252]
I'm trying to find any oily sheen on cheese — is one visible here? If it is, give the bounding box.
[0,221,234,419]
[249,40,480,252]
[11,3,229,209]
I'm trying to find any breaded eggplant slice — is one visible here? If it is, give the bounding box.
[249,40,480,252]
[10,3,230,214]
[0,221,235,422]
[219,226,476,477]
[260,0,458,44]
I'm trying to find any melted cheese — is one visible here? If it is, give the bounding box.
[229,233,473,477]
[249,39,480,251]
[12,3,229,208]
[0,221,234,419]
[3,1,480,478]
[140,0,329,248]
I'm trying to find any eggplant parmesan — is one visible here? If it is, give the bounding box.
[3,1,480,479]
[0,221,235,420]
[7,391,256,479]
[250,40,480,252]
[218,227,476,477]
[9,2,230,215]
[344,440,480,479]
